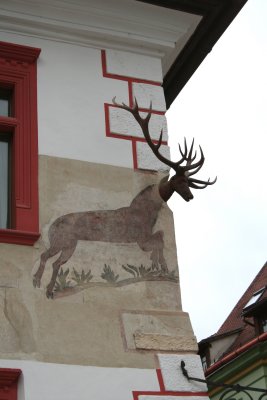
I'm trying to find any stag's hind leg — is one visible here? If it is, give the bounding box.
[46,244,77,298]
[33,246,60,289]
[138,230,168,272]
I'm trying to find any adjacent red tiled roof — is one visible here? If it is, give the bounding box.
[214,262,267,353]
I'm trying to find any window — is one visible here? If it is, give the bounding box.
[0,88,12,116]
[0,41,41,245]
[243,287,265,311]
[0,134,11,229]
[201,355,208,371]
[260,315,267,333]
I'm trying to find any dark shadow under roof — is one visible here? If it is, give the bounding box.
[138,0,248,108]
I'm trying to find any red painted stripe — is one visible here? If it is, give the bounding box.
[133,390,208,397]
[132,391,139,400]
[156,369,165,392]
[101,49,162,86]
[104,102,111,137]
[128,81,134,108]
[107,132,133,141]
[132,367,208,399]
[132,139,138,169]
[139,109,165,116]
[107,131,167,145]
[107,102,165,115]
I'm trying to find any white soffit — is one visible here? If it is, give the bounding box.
[0,0,202,76]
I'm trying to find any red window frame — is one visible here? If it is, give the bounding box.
[0,368,21,400]
[0,41,40,245]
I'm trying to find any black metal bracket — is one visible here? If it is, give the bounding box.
[181,360,267,400]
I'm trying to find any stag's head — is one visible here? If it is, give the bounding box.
[112,98,216,202]
[162,138,217,202]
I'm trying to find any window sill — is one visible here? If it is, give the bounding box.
[0,229,40,246]
[0,367,21,386]
[0,367,21,399]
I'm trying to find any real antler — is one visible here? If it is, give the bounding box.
[112,97,216,202]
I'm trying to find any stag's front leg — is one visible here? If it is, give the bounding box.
[33,247,60,288]
[46,245,76,298]
[138,230,168,273]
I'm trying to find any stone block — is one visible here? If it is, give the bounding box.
[109,106,168,141]
[132,83,166,111]
[105,49,163,82]
[136,141,170,171]
[158,354,207,392]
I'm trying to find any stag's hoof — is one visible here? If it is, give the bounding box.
[33,276,41,288]
[46,287,54,299]
[161,265,169,274]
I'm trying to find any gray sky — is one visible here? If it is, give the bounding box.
[166,0,267,341]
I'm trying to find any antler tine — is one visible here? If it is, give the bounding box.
[179,137,187,157]
[180,138,197,164]
[187,138,195,161]
[187,162,203,177]
[188,181,210,189]
[188,176,217,189]
[184,145,205,172]
[155,129,163,150]
[176,138,190,167]
[112,96,130,112]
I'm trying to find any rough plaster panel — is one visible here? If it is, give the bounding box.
[158,354,207,393]
[13,156,179,368]
[132,83,166,111]
[105,49,163,82]
[109,107,168,141]
[136,141,170,171]
[0,157,180,369]
[121,311,195,351]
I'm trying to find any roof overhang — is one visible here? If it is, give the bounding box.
[0,0,248,107]
[138,0,248,107]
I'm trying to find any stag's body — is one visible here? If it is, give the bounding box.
[33,184,167,298]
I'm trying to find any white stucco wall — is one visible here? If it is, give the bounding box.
[0,32,169,171]
[0,359,159,400]
[0,355,209,400]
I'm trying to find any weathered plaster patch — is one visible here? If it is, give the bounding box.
[121,311,195,351]
[134,332,198,351]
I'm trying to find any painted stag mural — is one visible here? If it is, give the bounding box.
[33,99,216,298]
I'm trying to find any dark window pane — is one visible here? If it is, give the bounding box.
[261,316,267,333]
[0,89,12,117]
[0,137,11,228]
